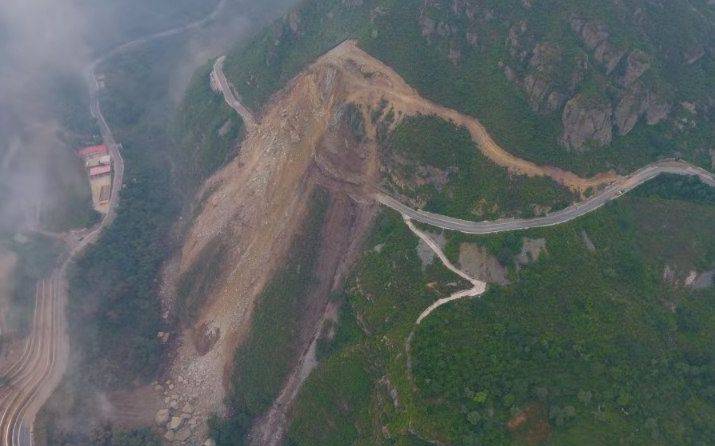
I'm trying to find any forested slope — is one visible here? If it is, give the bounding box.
[224,0,714,174]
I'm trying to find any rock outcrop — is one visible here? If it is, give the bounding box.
[560,94,613,150]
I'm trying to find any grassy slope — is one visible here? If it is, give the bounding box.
[286,178,715,445]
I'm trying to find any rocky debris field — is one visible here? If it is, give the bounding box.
[152,376,214,445]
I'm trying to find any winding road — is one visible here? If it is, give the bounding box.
[0,1,229,445]
[388,160,714,324]
[211,49,715,326]
[210,55,715,239]
[377,160,715,235]
[212,56,257,130]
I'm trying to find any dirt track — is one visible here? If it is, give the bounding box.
[329,41,619,194]
[202,39,701,445]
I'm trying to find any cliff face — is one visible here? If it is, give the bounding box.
[224,0,712,172]
[417,0,711,152]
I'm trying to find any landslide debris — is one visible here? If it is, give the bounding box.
[164,39,629,443]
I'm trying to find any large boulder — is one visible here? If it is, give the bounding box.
[593,41,625,73]
[643,91,670,125]
[167,416,184,431]
[620,50,651,86]
[154,409,170,426]
[614,84,646,135]
[560,94,613,150]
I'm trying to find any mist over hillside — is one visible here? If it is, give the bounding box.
[0,1,712,445]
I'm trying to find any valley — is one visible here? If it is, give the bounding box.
[1,1,712,445]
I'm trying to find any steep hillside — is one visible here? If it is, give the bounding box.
[34,1,712,444]
[224,0,714,174]
[285,177,715,446]
[165,37,618,444]
[171,2,715,444]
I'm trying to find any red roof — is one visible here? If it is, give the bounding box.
[78,144,109,157]
[89,164,111,177]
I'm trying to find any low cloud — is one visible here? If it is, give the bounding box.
[0,0,89,232]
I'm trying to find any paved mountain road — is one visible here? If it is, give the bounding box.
[377,160,714,235]
[212,56,257,129]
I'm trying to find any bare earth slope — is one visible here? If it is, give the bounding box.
[162,40,660,443]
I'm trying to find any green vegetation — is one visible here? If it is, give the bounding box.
[68,150,176,386]
[286,211,466,445]
[173,61,245,193]
[176,236,228,323]
[39,155,101,232]
[383,115,574,219]
[288,347,376,445]
[64,36,197,390]
[64,31,248,389]
[223,0,374,111]
[49,73,101,149]
[285,177,715,445]
[109,428,162,446]
[225,0,713,174]
[1,234,62,335]
[633,174,715,205]
[211,188,330,444]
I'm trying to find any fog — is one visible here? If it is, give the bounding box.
[0,0,89,234]
[0,0,298,235]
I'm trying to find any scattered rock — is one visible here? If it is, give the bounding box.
[614,84,645,135]
[690,270,714,290]
[164,431,175,442]
[168,416,184,431]
[458,243,509,285]
[286,9,301,35]
[684,45,705,65]
[573,19,609,49]
[684,271,697,286]
[620,50,650,86]
[516,238,547,266]
[182,403,194,414]
[154,409,170,426]
[643,91,670,125]
[175,428,192,442]
[581,230,596,252]
[415,230,446,269]
[663,265,675,284]
[593,40,625,74]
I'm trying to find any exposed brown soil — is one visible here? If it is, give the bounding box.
[158,40,383,442]
[507,403,552,445]
[458,242,509,285]
[152,39,626,443]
